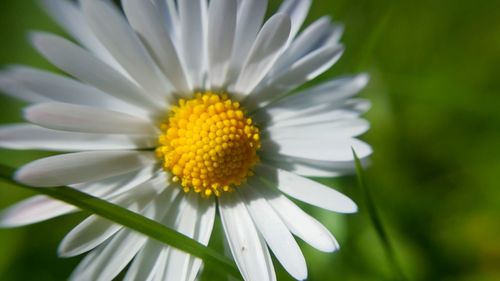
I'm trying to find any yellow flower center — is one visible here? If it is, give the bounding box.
[156,92,261,197]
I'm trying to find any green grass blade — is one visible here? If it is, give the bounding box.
[0,163,240,279]
[352,149,407,281]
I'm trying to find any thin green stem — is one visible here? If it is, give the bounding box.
[352,149,407,281]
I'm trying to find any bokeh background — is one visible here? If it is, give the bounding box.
[1,0,500,280]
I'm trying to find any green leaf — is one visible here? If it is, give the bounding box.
[0,163,240,279]
[352,149,407,281]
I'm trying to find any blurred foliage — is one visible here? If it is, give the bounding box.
[1,0,500,280]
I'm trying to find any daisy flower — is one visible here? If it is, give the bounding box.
[0,0,371,280]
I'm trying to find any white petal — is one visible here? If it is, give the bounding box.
[240,186,307,280]
[0,124,156,152]
[161,194,215,281]
[264,118,370,140]
[124,238,168,281]
[278,0,312,43]
[263,153,369,176]
[255,164,358,213]
[40,0,128,76]
[252,178,339,252]
[15,151,156,187]
[261,157,343,178]
[247,45,344,109]
[122,0,191,93]
[0,195,75,228]
[123,187,183,281]
[81,0,172,101]
[262,137,372,162]
[219,192,276,281]
[70,165,161,200]
[232,14,291,96]
[207,0,237,88]
[265,109,361,128]
[30,32,160,111]
[69,193,173,281]
[178,0,208,88]
[59,216,122,258]
[151,0,180,41]
[264,74,370,116]
[227,0,268,84]
[59,176,174,258]
[70,229,147,281]
[269,16,343,77]
[186,196,216,281]
[6,66,145,116]
[0,72,48,103]
[24,102,157,135]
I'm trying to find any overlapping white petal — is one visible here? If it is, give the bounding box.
[59,175,174,258]
[4,66,144,116]
[178,0,208,89]
[241,185,307,280]
[252,178,339,252]
[81,0,173,102]
[232,14,292,96]
[255,164,358,213]
[30,32,161,112]
[207,0,237,88]
[24,102,157,135]
[122,0,191,94]
[227,0,268,85]
[0,124,156,152]
[219,192,276,281]
[15,151,156,187]
[40,0,128,76]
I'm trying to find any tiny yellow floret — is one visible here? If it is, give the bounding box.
[156,92,261,197]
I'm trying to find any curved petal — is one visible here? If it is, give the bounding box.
[70,165,161,200]
[0,124,156,152]
[240,186,307,280]
[278,0,312,43]
[40,0,128,76]
[0,195,75,228]
[264,118,370,140]
[178,0,208,89]
[15,151,156,187]
[24,102,157,135]
[0,72,48,103]
[253,178,339,252]
[261,74,370,118]
[219,192,276,281]
[247,45,344,109]
[226,0,268,84]
[161,194,216,281]
[207,0,237,88]
[81,0,172,101]
[69,228,148,281]
[232,14,291,96]
[270,16,341,77]
[59,176,175,258]
[122,0,190,94]
[262,137,372,162]
[6,66,144,116]
[255,164,358,213]
[30,32,160,111]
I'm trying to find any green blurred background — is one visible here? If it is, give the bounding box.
[1,0,500,280]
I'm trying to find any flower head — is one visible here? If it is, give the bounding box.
[0,0,371,280]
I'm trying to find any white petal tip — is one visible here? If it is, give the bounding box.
[57,243,78,258]
[14,164,50,187]
[339,200,358,214]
